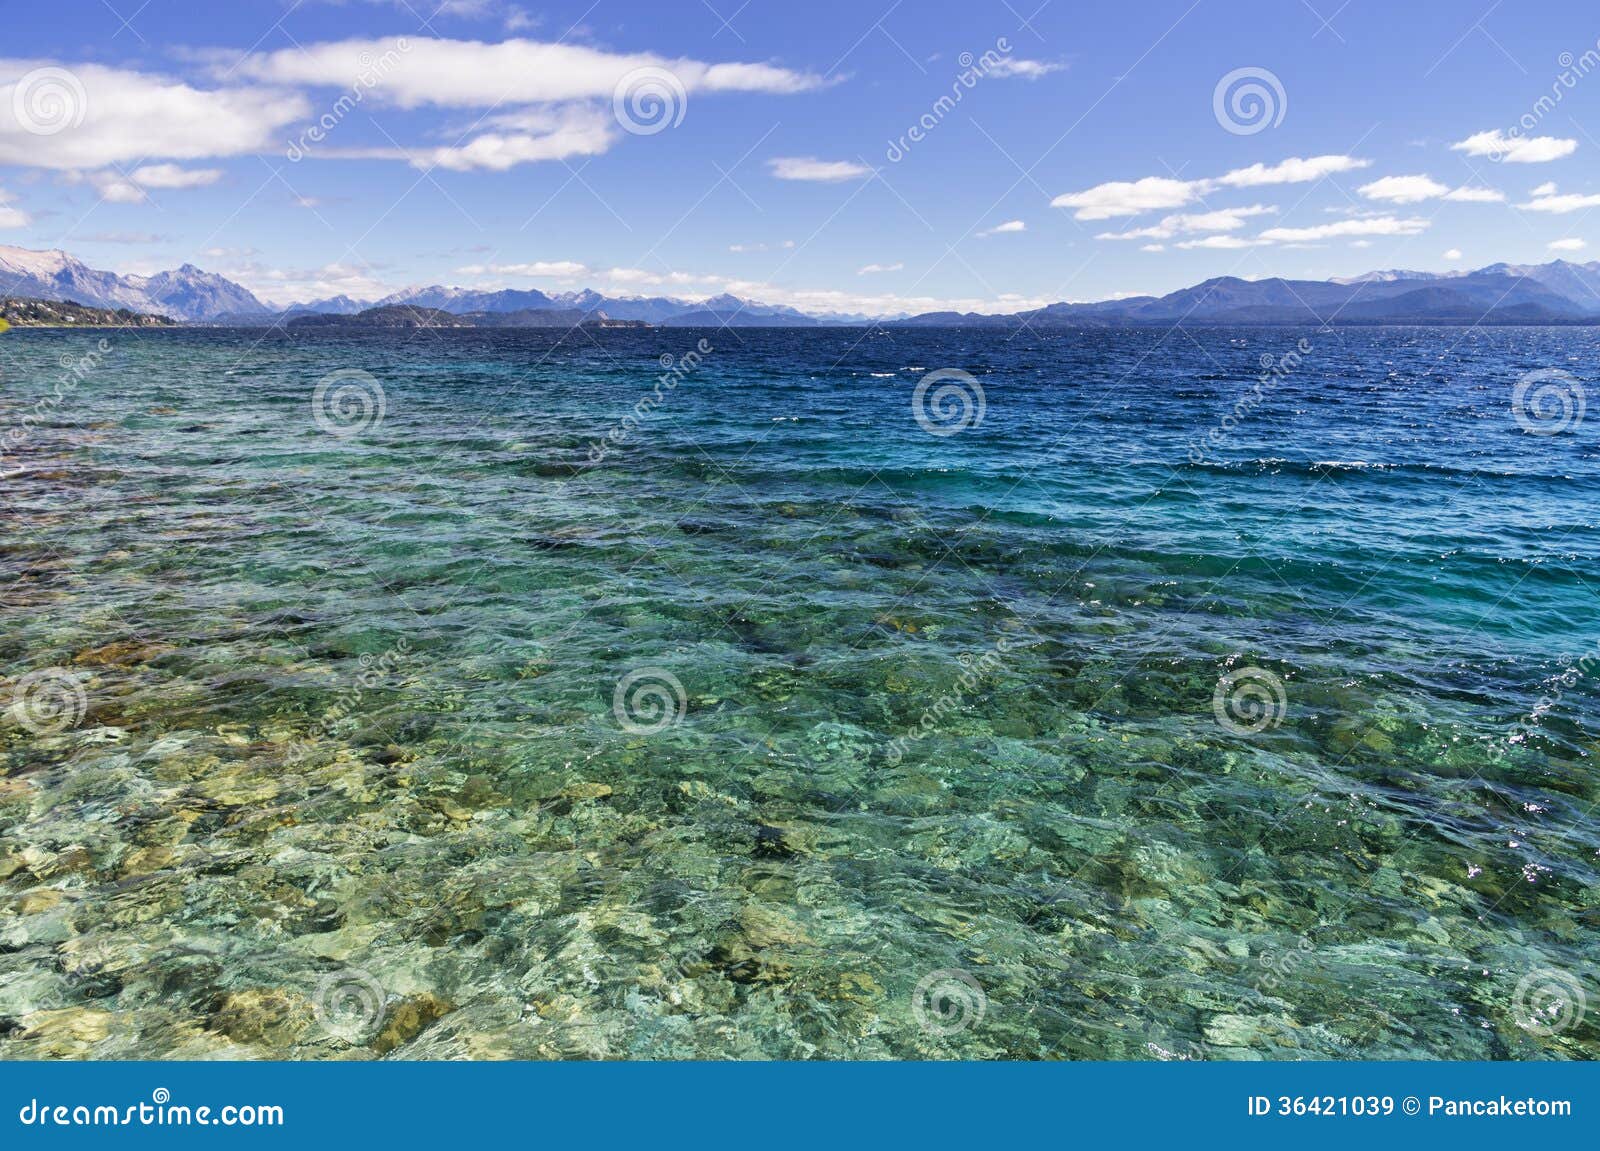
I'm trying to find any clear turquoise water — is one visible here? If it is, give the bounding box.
[0,324,1596,1059]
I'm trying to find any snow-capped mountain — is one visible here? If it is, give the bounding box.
[138,264,269,321]
[374,284,558,313]
[0,245,270,321]
[278,294,371,317]
[11,242,1600,328]
[0,245,153,312]
[1330,268,1450,284]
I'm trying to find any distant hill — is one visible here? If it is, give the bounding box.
[286,304,649,330]
[10,243,1600,328]
[891,269,1600,327]
[0,296,174,327]
[287,304,476,329]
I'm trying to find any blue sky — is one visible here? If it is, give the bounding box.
[4,0,1600,312]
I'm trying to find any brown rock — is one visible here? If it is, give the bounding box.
[371,992,452,1055]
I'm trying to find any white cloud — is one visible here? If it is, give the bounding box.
[1052,175,1199,219]
[456,260,589,278]
[0,39,824,177]
[857,262,903,274]
[1350,240,1373,248]
[1255,216,1429,243]
[1215,155,1370,187]
[87,171,147,203]
[710,278,1054,317]
[0,188,28,228]
[1519,191,1600,213]
[1532,181,1559,196]
[406,106,614,171]
[231,36,823,106]
[1358,175,1504,204]
[1548,237,1586,251]
[769,156,872,182]
[1452,129,1577,163]
[977,219,1026,236]
[1442,248,1463,260]
[503,8,541,33]
[1055,156,1364,220]
[986,58,1063,80]
[73,162,224,204]
[1443,185,1505,202]
[1097,204,1275,240]
[0,60,309,169]
[225,259,401,307]
[1174,234,1270,250]
[1359,175,1448,203]
[130,163,223,188]
[1139,243,1164,252]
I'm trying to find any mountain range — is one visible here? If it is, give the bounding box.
[8,243,1600,327]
